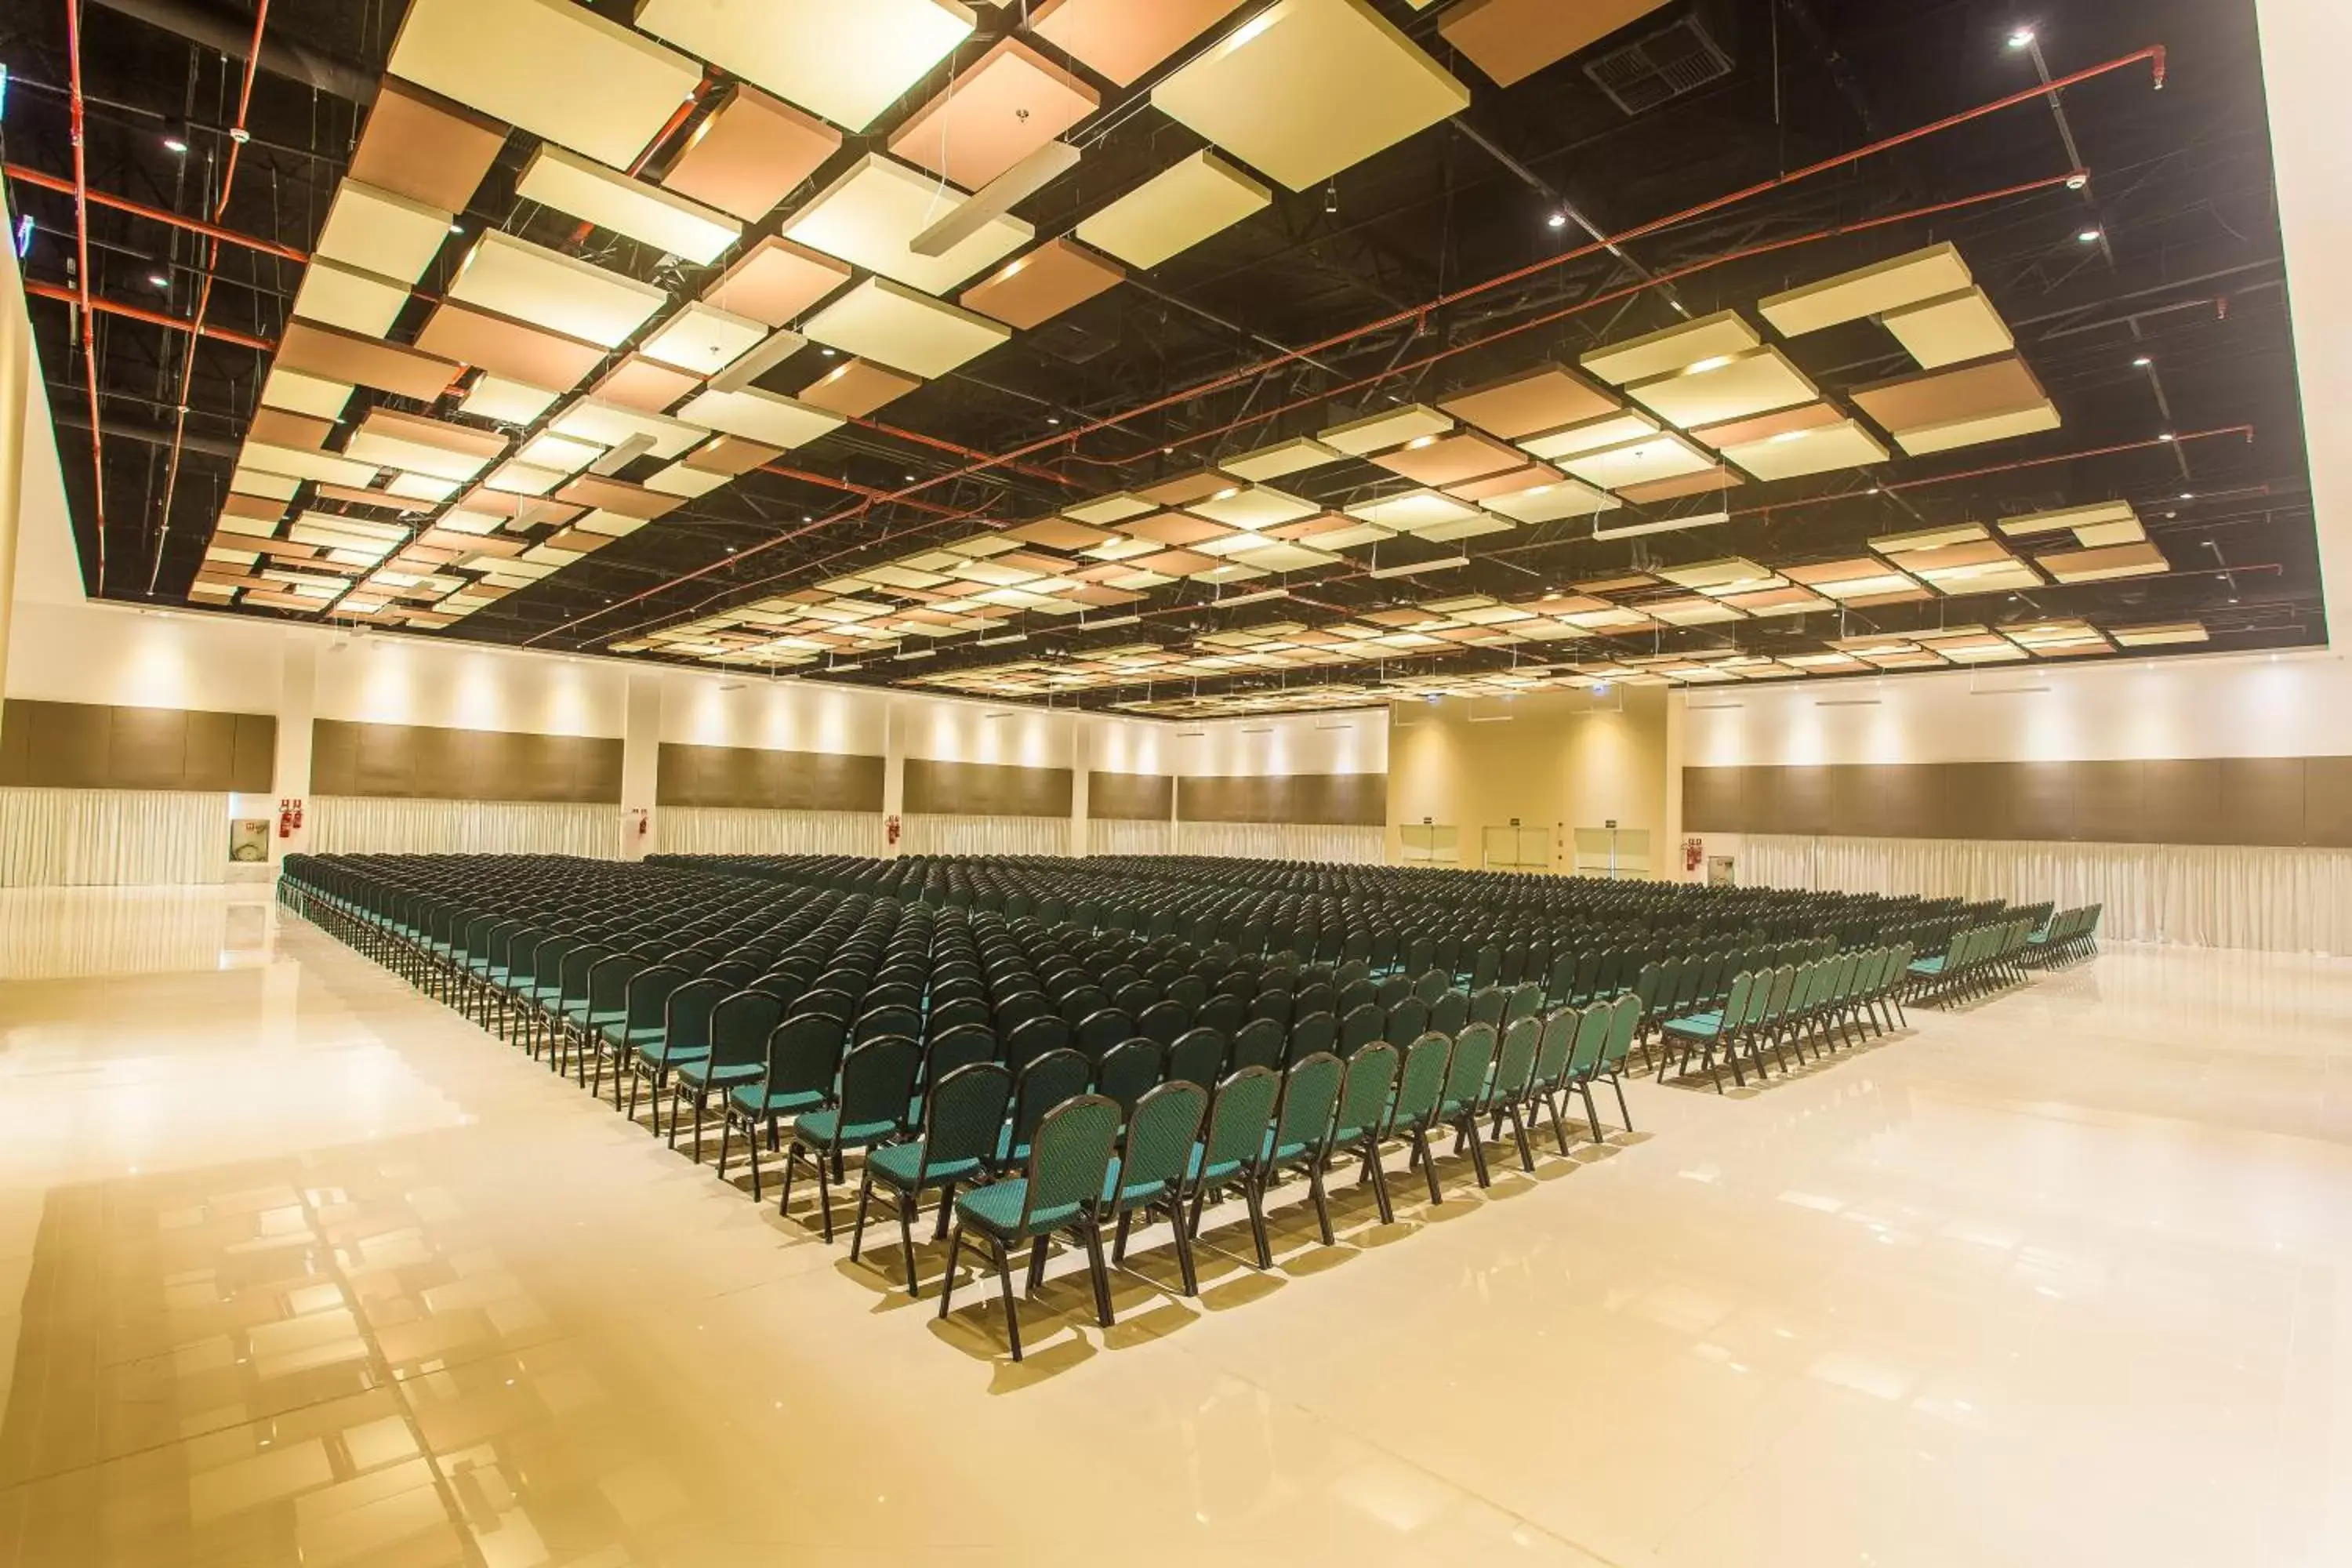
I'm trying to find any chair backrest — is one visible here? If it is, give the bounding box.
[1166,1027,1227,1088]
[709,990,786,1071]
[1004,1012,1073,1073]
[1531,1008,1578,1090]
[1249,988,1294,1029]
[1287,1010,1338,1065]
[1200,1066,1281,1172]
[1119,1082,1208,1196]
[1602,994,1641,1068]
[1331,1041,1399,1141]
[835,1036,923,1136]
[1074,1007,1134,1063]
[1389,1033,1451,1131]
[1138,997,1189,1046]
[1229,1015,1285,1073]
[1468,985,1506,1028]
[855,1002,922,1045]
[1414,968,1450,1007]
[1505,980,1545,1025]
[1486,1016,1542,1105]
[1429,988,1469,1036]
[923,1023,997,1090]
[1269,1052,1344,1160]
[1439,1022,1498,1109]
[1009,1048,1091,1151]
[764,1011,848,1102]
[1566,1001,1610,1078]
[1338,1001,1383,1058]
[622,964,690,1030]
[1197,993,1246,1037]
[1384,996,1429,1047]
[1095,1040,1164,1118]
[662,977,731,1054]
[1015,1095,1121,1232]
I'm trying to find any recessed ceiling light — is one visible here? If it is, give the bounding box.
[1546,212,1567,230]
[2132,356,2151,368]
[2076,228,2101,244]
[147,271,169,289]
[162,127,190,154]
[2159,431,2176,441]
[2007,27,2036,49]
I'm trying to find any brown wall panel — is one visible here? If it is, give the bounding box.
[1682,766,1746,833]
[1089,771,1174,822]
[2217,758,2305,848]
[1683,755,2352,848]
[0,700,276,793]
[310,720,623,804]
[904,759,1071,818]
[1178,772,1388,826]
[655,742,884,811]
[2305,758,2352,847]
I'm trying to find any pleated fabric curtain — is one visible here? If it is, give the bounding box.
[1089,818,1178,856]
[899,814,1073,857]
[1744,833,2352,956]
[1174,822,1387,865]
[307,797,617,858]
[0,789,231,887]
[657,808,884,857]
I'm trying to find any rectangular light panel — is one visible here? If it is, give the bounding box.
[514,145,742,265]
[1149,0,1472,191]
[783,154,1034,295]
[1076,150,1271,270]
[389,0,702,169]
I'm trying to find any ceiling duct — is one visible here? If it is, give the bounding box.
[1584,3,1735,117]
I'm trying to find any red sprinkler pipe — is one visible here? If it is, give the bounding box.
[3,164,310,262]
[22,279,277,348]
[66,0,105,591]
[151,0,271,592]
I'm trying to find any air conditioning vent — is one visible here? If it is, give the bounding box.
[1584,13,1734,116]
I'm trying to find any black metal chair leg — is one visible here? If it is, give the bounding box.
[936,1225,964,1320]
[1243,1178,1272,1268]
[898,1196,919,1297]
[1361,1133,1393,1225]
[850,1172,874,1261]
[1307,1163,1334,1245]
[1082,1218,1115,1327]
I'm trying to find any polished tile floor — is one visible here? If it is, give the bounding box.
[0,885,2347,1567]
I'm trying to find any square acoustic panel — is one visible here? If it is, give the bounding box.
[1221,438,1343,482]
[634,0,975,133]
[703,237,853,328]
[1581,310,1760,385]
[801,278,1013,377]
[416,301,608,390]
[314,180,450,286]
[1150,0,1472,191]
[390,0,702,169]
[638,303,771,375]
[1439,362,1619,441]
[783,154,1034,296]
[1438,0,1671,89]
[1851,354,2060,456]
[797,358,923,418]
[1030,0,1250,86]
[448,230,670,348]
[277,321,458,404]
[887,38,1100,191]
[1882,286,2015,370]
[347,78,506,216]
[289,258,410,338]
[960,238,1125,329]
[1076,151,1270,270]
[1624,345,1817,430]
[662,85,843,223]
[1760,242,1973,338]
[514,145,741,265]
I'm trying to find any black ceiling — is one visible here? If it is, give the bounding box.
[0,0,2318,707]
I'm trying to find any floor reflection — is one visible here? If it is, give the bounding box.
[0,891,2346,1566]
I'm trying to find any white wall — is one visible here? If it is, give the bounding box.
[1682,650,2352,768]
[5,599,289,715]
[1161,708,1388,778]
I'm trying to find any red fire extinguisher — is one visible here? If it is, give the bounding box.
[886,814,902,848]
[1684,836,1704,873]
[279,797,303,839]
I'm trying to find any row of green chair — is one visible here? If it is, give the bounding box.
[2024,906,2103,967]
[1657,944,1913,1091]
[1907,919,2034,1004]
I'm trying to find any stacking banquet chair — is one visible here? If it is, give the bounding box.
[1433,1022,1500,1192]
[1481,1016,1544,1174]
[1327,1042,1401,1225]
[592,963,687,1106]
[937,1094,1123,1363]
[672,990,783,1161]
[629,975,728,1131]
[1183,1066,1281,1251]
[1098,1080,1209,1295]
[1000,1050,1091,1171]
[1525,1007,1582,1156]
[782,1036,921,1240]
[1246,1053,1345,1260]
[717,1011,847,1201]
[852,1062,1014,1297]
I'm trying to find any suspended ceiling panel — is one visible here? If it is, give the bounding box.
[1851,355,2061,456]
[1439,362,1619,440]
[1371,430,1527,486]
[514,146,742,265]
[633,0,977,132]
[661,85,842,223]
[1518,408,1661,460]
[1319,402,1454,456]
[783,154,1034,295]
[1882,286,2016,370]
[887,38,1100,191]
[2036,542,2169,583]
[347,79,506,215]
[703,237,853,327]
[313,181,451,286]
[447,230,670,347]
[801,278,1014,377]
[346,409,509,481]
[261,368,354,421]
[278,321,459,403]
[289,259,410,338]
[638,303,771,374]
[1624,345,1818,429]
[547,399,709,459]
[1150,0,1472,191]
[1185,486,1320,528]
[1344,489,1484,533]
[1581,310,1762,385]
[1559,432,1715,490]
[1437,0,1671,89]
[461,373,563,422]
[1718,416,1889,481]
[960,238,1125,329]
[1029,0,1250,85]
[797,358,924,417]
[1076,150,1271,270]
[388,0,702,169]
[414,301,608,389]
[591,355,704,413]
[1221,437,1344,481]
[1759,241,1974,337]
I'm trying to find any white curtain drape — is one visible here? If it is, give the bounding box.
[901,814,1073,857]
[658,808,883,857]
[307,797,617,858]
[1174,822,1387,864]
[0,789,231,887]
[1744,833,2352,956]
[1090,818,1178,857]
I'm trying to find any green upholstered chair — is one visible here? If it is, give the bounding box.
[853,1062,1013,1297]
[937,1093,1121,1362]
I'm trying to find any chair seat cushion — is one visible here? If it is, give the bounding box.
[676,1060,761,1092]
[1188,1145,1246,1185]
[1100,1155,1176,1208]
[870,1142,983,1191]
[637,1041,710,1069]
[1908,957,1947,976]
[728,1084,828,1117]
[1259,1131,1315,1165]
[601,1022,664,1050]
[956,1178,1081,1238]
[1664,1015,1722,1040]
[793,1109,897,1150]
